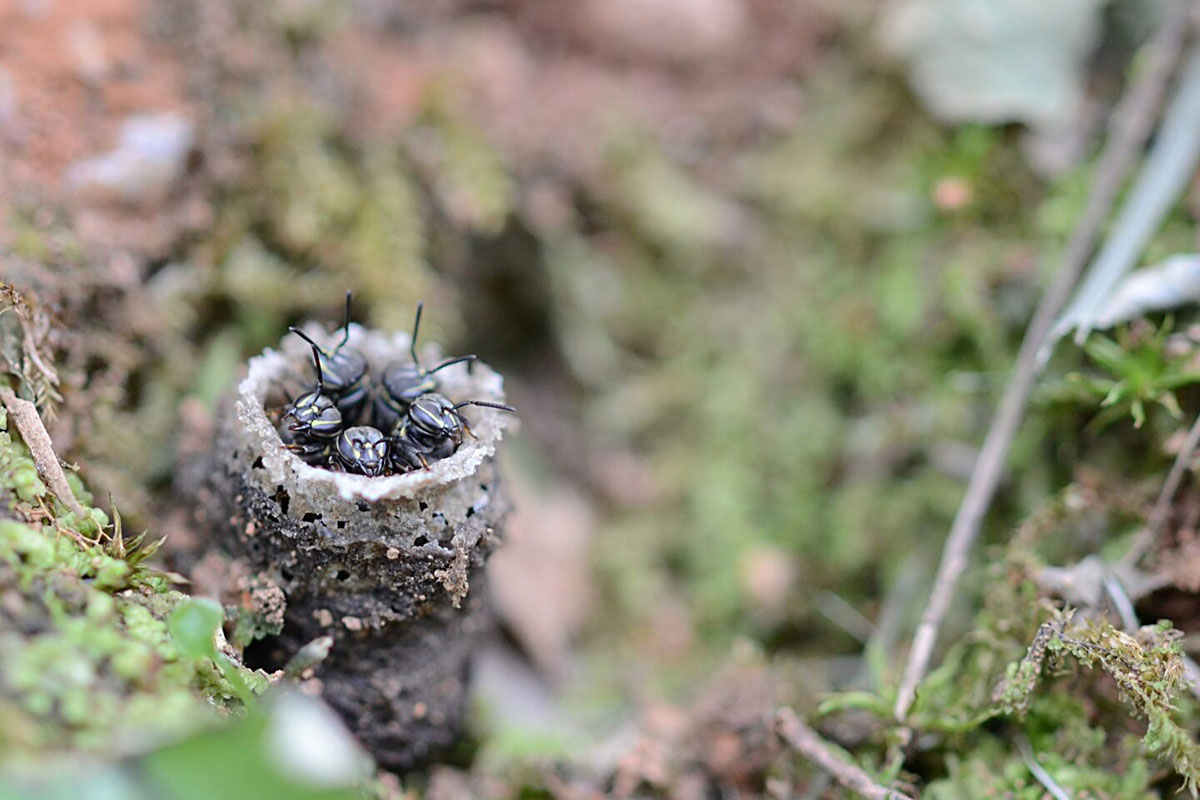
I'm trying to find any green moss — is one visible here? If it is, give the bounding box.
[0,419,267,767]
[414,90,515,236]
[571,67,1054,645]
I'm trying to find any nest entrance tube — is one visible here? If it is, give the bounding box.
[205,324,513,770]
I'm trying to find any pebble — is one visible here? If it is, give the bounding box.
[65,112,194,206]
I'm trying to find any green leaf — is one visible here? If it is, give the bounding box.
[168,598,223,660]
[816,691,892,717]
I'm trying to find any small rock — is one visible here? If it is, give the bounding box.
[65,113,194,206]
[582,0,750,65]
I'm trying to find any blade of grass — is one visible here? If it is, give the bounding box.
[894,2,1192,724]
[1051,42,1200,346]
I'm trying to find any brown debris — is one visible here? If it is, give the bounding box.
[776,707,914,800]
[0,0,190,200]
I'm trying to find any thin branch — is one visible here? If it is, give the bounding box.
[0,385,88,519]
[1017,733,1072,800]
[1122,408,1200,566]
[775,708,914,800]
[1101,571,1140,633]
[893,0,1191,724]
[816,591,875,644]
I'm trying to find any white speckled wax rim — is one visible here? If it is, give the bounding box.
[235,323,512,503]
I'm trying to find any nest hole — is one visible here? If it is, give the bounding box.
[302,512,321,523]
[272,485,291,515]
[242,633,288,673]
[413,535,429,547]
[336,520,347,529]
[336,569,351,581]
[251,456,264,470]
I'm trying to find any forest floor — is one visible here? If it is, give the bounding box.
[4,1,1200,798]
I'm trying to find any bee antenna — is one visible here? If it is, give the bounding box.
[309,343,325,393]
[289,325,322,351]
[410,301,424,367]
[339,290,353,349]
[453,400,516,413]
[427,354,477,376]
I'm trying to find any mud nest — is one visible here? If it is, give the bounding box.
[201,322,514,771]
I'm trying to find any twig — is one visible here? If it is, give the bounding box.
[892,0,1191,724]
[1122,409,1200,566]
[18,312,59,390]
[0,385,88,519]
[1101,571,1140,633]
[1017,733,1072,800]
[816,591,875,644]
[775,708,914,800]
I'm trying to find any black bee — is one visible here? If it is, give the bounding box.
[390,392,516,472]
[332,426,390,477]
[281,343,344,465]
[373,301,476,432]
[289,291,370,423]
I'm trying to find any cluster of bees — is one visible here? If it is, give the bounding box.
[278,293,515,477]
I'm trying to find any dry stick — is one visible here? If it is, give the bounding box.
[0,385,88,519]
[1122,409,1200,566]
[19,313,59,390]
[1017,733,1072,800]
[775,708,914,800]
[892,2,1191,724]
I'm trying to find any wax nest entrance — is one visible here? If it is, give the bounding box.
[205,321,514,771]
